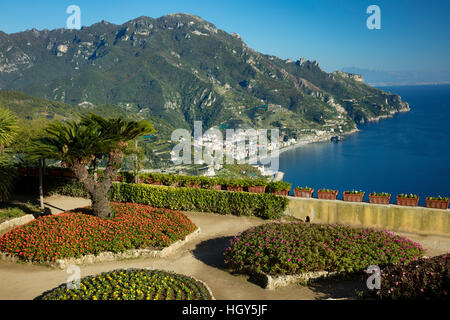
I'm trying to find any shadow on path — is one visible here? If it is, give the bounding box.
[192,236,233,269]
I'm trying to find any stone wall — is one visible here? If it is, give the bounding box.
[285,197,449,236]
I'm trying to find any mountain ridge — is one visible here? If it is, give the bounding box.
[0,13,409,138]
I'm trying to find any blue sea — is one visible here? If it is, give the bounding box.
[279,84,450,205]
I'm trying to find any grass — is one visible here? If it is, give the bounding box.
[0,202,40,223]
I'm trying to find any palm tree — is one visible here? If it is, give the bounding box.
[0,107,18,153]
[0,107,18,202]
[29,113,155,218]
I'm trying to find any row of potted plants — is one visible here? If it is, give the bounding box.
[292,187,449,209]
[139,173,293,195]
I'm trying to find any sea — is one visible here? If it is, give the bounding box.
[279,84,450,205]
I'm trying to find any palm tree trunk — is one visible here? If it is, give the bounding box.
[38,159,44,210]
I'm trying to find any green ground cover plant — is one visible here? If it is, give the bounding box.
[36,269,213,300]
[224,222,425,276]
[366,254,449,300]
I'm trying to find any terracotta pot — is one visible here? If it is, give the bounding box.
[272,189,289,196]
[426,198,449,210]
[343,192,364,202]
[114,175,123,182]
[317,190,338,200]
[212,185,222,191]
[248,186,266,193]
[369,195,391,204]
[227,186,244,192]
[294,189,314,198]
[187,183,201,189]
[396,196,419,207]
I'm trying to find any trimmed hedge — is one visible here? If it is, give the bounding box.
[109,183,288,219]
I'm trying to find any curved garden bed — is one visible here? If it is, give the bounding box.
[0,202,197,264]
[224,222,425,278]
[36,269,214,300]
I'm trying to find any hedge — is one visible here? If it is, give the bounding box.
[109,183,288,219]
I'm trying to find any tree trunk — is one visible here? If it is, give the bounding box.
[38,159,44,211]
[71,147,125,219]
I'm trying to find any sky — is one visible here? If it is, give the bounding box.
[0,0,449,73]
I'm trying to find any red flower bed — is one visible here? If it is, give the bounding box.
[0,203,197,263]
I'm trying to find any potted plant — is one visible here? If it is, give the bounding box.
[247,179,268,193]
[202,177,222,190]
[369,192,391,204]
[226,179,246,192]
[186,176,202,189]
[343,190,364,202]
[426,196,449,210]
[317,188,338,200]
[293,186,314,198]
[396,194,419,207]
[268,181,292,196]
[144,173,163,185]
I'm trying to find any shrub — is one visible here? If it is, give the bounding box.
[224,222,425,276]
[370,192,390,197]
[109,183,288,219]
[36,269,213,300]
[366,254,449,300]
[398,193,418,199]
[427,196,449,201]
[295,186,313,191]
[48,180,90,198]
[344,190,364,194]
[267,181,292,192]
[0,202,197,262]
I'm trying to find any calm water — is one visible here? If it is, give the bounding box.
[279,85,450,205]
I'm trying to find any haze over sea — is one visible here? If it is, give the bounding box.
[280,84,450,205]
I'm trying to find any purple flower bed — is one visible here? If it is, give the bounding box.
[224,222,425,276]
[368,253,449,300]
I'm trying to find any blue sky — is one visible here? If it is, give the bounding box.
[1,0,449,73]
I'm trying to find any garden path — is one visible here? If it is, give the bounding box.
[0,196,447,300]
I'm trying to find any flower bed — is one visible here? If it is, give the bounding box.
[224,222,425,276]
[36,269,213,300]
[366,254,449,300]
[0,202,197,263]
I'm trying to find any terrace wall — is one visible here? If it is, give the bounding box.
[285,197,450,236]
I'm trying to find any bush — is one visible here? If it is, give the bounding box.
[36,269,213,300]
[224,222,425,276]
[109,183,288,219]
[48,180,90,198]
[267,181,292,192]
[0,202,197,262]
[366,254,449,300]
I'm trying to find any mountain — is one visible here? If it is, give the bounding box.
[0,13,409,136]
[342,67,450,86]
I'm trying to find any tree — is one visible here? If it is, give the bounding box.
[29,113,155,218]
[0,107,18,153]
[0,107,18,202]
